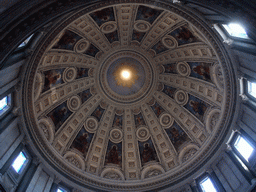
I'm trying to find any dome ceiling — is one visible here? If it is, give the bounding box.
[22,2,236,191]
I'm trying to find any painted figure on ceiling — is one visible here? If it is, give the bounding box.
[177,27,196,43]
[192,64,210,81]
[49,105,68,131]
[106,145,120,164]
[94,108,103,119]
[44,70,61,91]
[73,133,88,154]
[165,64,176,73]
[170,127,187,148]
[142,143,155,163]
[113,116,121,127]
[189,100,207,116]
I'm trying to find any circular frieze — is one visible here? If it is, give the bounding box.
[176,62,191,77]
[101,21,117,34]
[110,128,123,143]
[67,95,81,112]
[174,90,189,106]
[74,39,90,53]
[99,51,154,104]
[84,117,98,133]
[63,67,77,83]
[159,113,174,128]
[134,20,151,32]
[136,127,150,142]
[162,35,177,49]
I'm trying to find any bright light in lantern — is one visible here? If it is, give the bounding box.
[121,70,130,79]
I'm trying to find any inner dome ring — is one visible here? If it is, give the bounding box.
[99,50,154,104]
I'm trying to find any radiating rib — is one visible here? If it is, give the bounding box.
[154,91,208,146]
[115,4,138,47]
[52,94,102,155]
[140,13,183,50]
[39,51,98,69]
[69,15,111,53]
[159,74,223,107]
[123,108,141,179]
[35,77,94,118]
[141,103,178,170]
[86,105,115,175]
[154,43,217,64]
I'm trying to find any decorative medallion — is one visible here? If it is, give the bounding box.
[162,35,177,49]
[159,113,174,128]
[74,39,90,53]
[67,95,81,112]
[110,128,123,143]
[136,127,150,142]
[134,20,151,32]
[84,117,98,132]
[174,90,189,106]
[101,21,117,34]
[63,67,77,83]
[176,62,191,77]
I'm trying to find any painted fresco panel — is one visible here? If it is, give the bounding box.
[90,7,115,26]
[42,69,64,93]
[105,140,122,166]
[188,62,212,82]
[162,85,177,99]
[47,101,72,132]
[139,138,158,165]
[132,30,146,42]
[151,102,165,117]
[71,127,94,156]
[163,63,177,74]
[134,113,146,128]
[76,68,89,79]
[169,26,199,46]
[53,30,82,50]
[165,121,190,151]
[184,94,209,122]
[91,105,105,122]
[112,114,122,128]
[77,89,92,104]
[152,41,168,54]
[84,43,100,57]
[136,5,163,24]
[105,30,119,44]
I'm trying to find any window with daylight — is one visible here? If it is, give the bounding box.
[223,23,249,39]
[0,94,11,117]
[199,176,218,192]
[18,34,34,48]
[11,151,28,173]
[247,80,256,98]
[57,187,67,192]
[234,135,254,161]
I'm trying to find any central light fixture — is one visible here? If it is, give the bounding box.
[121,70,131,80]
[113,63,139,88]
